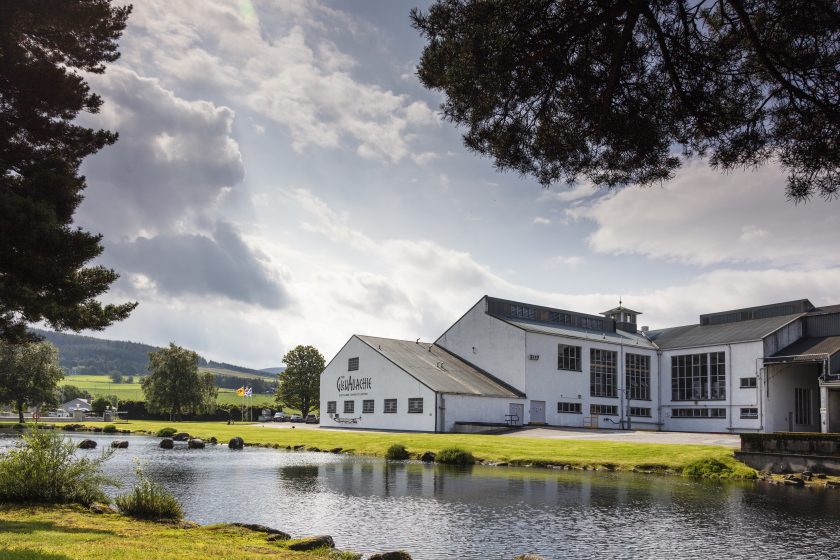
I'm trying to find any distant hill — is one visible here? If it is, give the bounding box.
[33,329,276,379]
[260,367,285,375]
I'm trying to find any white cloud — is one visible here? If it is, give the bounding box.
[569,160,840,267]
[545,256,584,270]
[533,217,551,225]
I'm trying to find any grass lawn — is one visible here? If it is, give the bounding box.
[0,505,347,560]
[77,419,755,478]
[60,375,277,407]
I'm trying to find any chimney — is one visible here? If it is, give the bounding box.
[641,326,649,333]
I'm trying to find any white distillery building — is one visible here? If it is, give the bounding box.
[320,296,840,434]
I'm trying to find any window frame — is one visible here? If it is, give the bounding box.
[625,353,651,401]
[326,401,336,414]
[740,407,759,419]
[629,406,652,417]
[362,399,374,414]
[407,398,423,414]
[739,377,757,389]
[383,398,397,414]
[671,352,726,401]
[348,357,359,371]
[557,344,582,372]
[343,400,355,414]
[590,403,618,416]
[557,402,582,414]
[590,348,618,398]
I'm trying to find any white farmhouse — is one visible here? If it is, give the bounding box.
[320,296,840,434]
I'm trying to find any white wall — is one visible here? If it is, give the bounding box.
[320,336,436,432]
[763,362,821,432]
[441,394,523,432]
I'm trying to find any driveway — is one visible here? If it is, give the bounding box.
[501,426,740,447]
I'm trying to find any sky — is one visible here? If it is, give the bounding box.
[71,0,840,369]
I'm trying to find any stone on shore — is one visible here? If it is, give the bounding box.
[513,555,546,560]
[159,438,174,449]
[420,451,436,463]
[330,447,343,454]
[228,437,245,450]
[369,551,413,560]
[172,433,190,441]
[89,503,114,514]
[287,535,335,551]
[230,523,290,539]
[187,438,205,449]
[78,439,97,449]
[111,440,129,448]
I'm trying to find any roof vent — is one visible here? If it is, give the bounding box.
[641,326,649,332]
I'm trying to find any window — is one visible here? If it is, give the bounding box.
[343,400,354,414]
[740,377,758,388]
[348,357,359,371]
[590,349,617,397]
[795,388,812,425]
[408,398,423,414]
[671,352,726,401]
[383,398,397,414]
[629,407,651,417]
[625,353,651,400]
[557,402,582,414]
[326,401,336,414]
[590,404,618,416]
[510,304,536,320]
[557,344,582,371]
[740,407,759,419]
[362,399,374,414]
[672,408,726,418]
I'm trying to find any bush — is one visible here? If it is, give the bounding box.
[683,458,735,479]
[385,444,410,461]
[0,429,116,505]
[436,447,475,465]
[116,463,183,520]
[156,427,177,437]
[102,424,117,434]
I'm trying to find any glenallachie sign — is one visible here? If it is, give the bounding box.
[337,375,372,392]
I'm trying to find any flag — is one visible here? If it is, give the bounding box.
[236,387,245,397]
[244,387,253,397]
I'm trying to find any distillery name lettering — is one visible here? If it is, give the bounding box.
[336,375,372,392]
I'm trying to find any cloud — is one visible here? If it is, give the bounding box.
[545,256,584,270]
[118,0,438,164]
[569,161,840,267]
[108,222,289,309]
[533,217,552,225]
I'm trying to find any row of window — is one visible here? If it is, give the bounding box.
[557,346,652,401]
[327,398,424,415]
[508,304,605,331]
[556,403,651,417]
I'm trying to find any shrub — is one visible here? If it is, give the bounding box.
[102,424,117,434]
[683,458,735,479]
[0,429,116,505]
[116,463,183,520]
[436,447,475,465]
[156,427,177,437]
[385,444,410,461]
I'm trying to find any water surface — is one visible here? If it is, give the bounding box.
[2,433,838,559]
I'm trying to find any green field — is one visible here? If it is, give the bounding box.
[60,375,277,406]
[76,419,755,478]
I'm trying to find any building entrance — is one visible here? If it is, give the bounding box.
[529,400,546,424]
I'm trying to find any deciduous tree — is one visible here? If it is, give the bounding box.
[142,344,217,420]
[0,341,64,423]
[276,345,325,419]
[0,0,136,344]
[411,0,840,201]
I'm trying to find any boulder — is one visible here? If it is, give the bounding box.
[293,444,305,451]
[420,451,436,463]
[513,555,546,560]
[330,447,343,454]
[159,438,174,449]
[208,437,218,444]
[266,533,292,543]
[89,503,113,514]
[78,439,97,449]
[111,440,129,448]
[229,437,245,450]
[231,522,290,540]
[783,477,804,487]
[287,535,335,551]
[172,432,190,441]
[188,438,206,449]
[369,552,413,560]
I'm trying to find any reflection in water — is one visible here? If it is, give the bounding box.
[1,434,839,559]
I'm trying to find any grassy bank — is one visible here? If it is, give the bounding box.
[75,420,755,478]
[0,505,348,560]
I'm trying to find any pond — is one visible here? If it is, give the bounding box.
[2,433,840,559]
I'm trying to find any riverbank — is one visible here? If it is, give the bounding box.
[0,504,360,560]
[54,419,756,478]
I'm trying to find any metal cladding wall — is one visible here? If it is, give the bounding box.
[805,313,840,338]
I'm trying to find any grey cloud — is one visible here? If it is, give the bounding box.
[107,222,288,309]
[77,67,244,239]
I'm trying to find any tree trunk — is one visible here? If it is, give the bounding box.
[17,400,24,424]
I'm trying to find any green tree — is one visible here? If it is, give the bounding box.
[0,1,136,344]
[0,341,64,423]
[90,396,110,414]
[141,344,216,420]
[276,345,325,419]
[411,0,840,201]
[60,385,91,402]
[110,372,123,384]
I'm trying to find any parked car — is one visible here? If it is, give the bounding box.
[289,414,303,423]
[273,412,289,422]
[305,414,319,424]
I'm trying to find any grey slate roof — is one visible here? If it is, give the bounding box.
[771,336,840,359]
[647,313,803,349]
[357,335,525,398]
[494,317,657,349]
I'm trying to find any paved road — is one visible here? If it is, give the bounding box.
[256,421,740,447]
[501,426,740,447]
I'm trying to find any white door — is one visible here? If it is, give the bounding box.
[529,400,546,424]
[508,403,524,426]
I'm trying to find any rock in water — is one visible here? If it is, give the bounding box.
[172,432,190,441]
[78,439,97,449]
[287,535,335,551]
[111,440,129,448]
[187,438,205,449]
[228,437,245,450]
[513,555,546,560]
[369,552,413,560]
[420,451,436,463]
[159,438,174,449]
